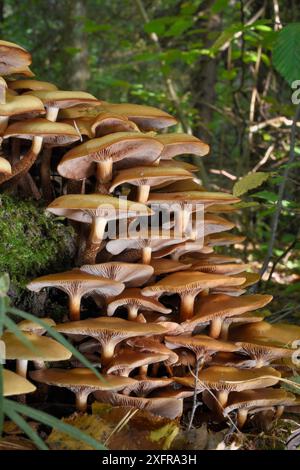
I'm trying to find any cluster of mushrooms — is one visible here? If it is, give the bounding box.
[1,40,300,432]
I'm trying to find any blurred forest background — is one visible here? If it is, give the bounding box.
[0,0,299,320]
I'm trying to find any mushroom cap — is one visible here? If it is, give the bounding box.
[27,270,125,297]
[106,288,172,316]
[0,157,12,175]
[80,262,154,287]
[224,389,296,414]
[175,365,281,391]
[126,337,179,365]
[182,294,273,328]
[106,229,187,255]
[154,178,204,193]
[109,165,193,192]
[205,233,246,247]
[192,262,249,275]
[150,258,192,275]
[158,159,199,172]
[0,95,44,117]
[181,253,238,265]
[147,191,240,208]
[24,90,100,108]
[18,318,56,335]
[58,132,164,180]
[55,316,167,339]
[106,348,169,375]
[47,194,151,223]
[207,203,240,213]
[94,391,182,419]
[4,118,80,146]
[157,133,209,159]
[3,369,36,396]
[8,79,58,92]
[122,377,174,396]
[164,334,239,355]
[2,331,72,361]
[30,368,135,391]
[235,340,294,363]
[91,112,139,136]
[230,321,300,347]
[0,40,32,76]
[203,214,235,234]
[142,271,245,297]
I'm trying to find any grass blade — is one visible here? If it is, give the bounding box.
[5,399,107,450]
[4,403,48,450]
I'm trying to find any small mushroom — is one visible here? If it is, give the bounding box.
[157,133,209,160]
[30,368,135,412]
[18,318,56,336]
[0,40,33,76]
[235,341,294,367]
[106,348,170,377]
[107,288,171,320]
[8,79,58,92]
[3,331,72,377]
[150,258,192,276]
[0,157,11,175]
[80,261,154,287]
[122,376,174,396]
[229,321,300,347]
[142,272,245,321]
[27,269,125,321]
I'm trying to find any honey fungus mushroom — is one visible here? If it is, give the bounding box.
[3,369,36,396]
[2,331,72,377]
[55,317,167,364]
[0,40,33,76]
[27,269,125,321]
[106,288,172,320]
[30,368,136,412]
[47,194,152,264]
[80,262,154,287]
[142,272,245,321]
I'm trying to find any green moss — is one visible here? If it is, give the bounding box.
[0,194,76,301]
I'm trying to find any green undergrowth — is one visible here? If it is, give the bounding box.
[0,194,76,308]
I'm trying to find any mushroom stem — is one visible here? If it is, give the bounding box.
[216,390,229,408]
[137,185,150,203]
[180,292,197,321]
[33,360,46,370]
[219,322,230,341]
[0,78,7,105]
[40,147,53,202]
[83,217,107,264]
[101,342,116,364]
[46,106,59,122]
[237,408,248,429]
[142,247,152,265]
[275,405,285,419]
[139,365,148,377]
[16,359,28,378]
[75,390,89,412]
[209,318,223,339]
[96,159,113,186]
[175,208,191,238]
[0,115,8,135]
[69,295,82,321]
[127,305,139,321]
[0,135,43,185]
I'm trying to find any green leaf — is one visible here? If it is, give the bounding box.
[144,19,167,35]
[233,172,270,197]
[5,400,106,450]
[0,274,10,297]
[273,23,300,85]
[252,190,278,202]
[282,376,300,395]
[211,0,230,14]
[164,18,193,37]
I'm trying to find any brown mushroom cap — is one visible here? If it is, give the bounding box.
[107,288,172,318]
[224,388,296,414]
[147,191,240,208]
[3,369,36,396]
[126,337,179,365]
[18,318,56,335]
[175,365,281,392]
[94,391,183,419]
[109,165,194,193]
[0,95,45,117]
[91,112,139,136]
[58,132,164,180]
[164,334,239,358]
[0,40,33,76]
[182,294,273,332]
[27,270,124,298]
[106,348,170,376]
[150,258,192,275]
[47,194,152,224]
[181,253,238,265]
[80,262,154,287]
[235,340,294,367]
[8,79,58,92]
[191,262,249,275]
[4,118,80,146]
[230,321,300,347]
[122,376,174,396]
[154,178,204,193]
[24,90,100,109]
[157,133,209,159]
[205,233,246,247]
[0,157,11,175]
[2,331,72,361]
[55,317,167,361]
